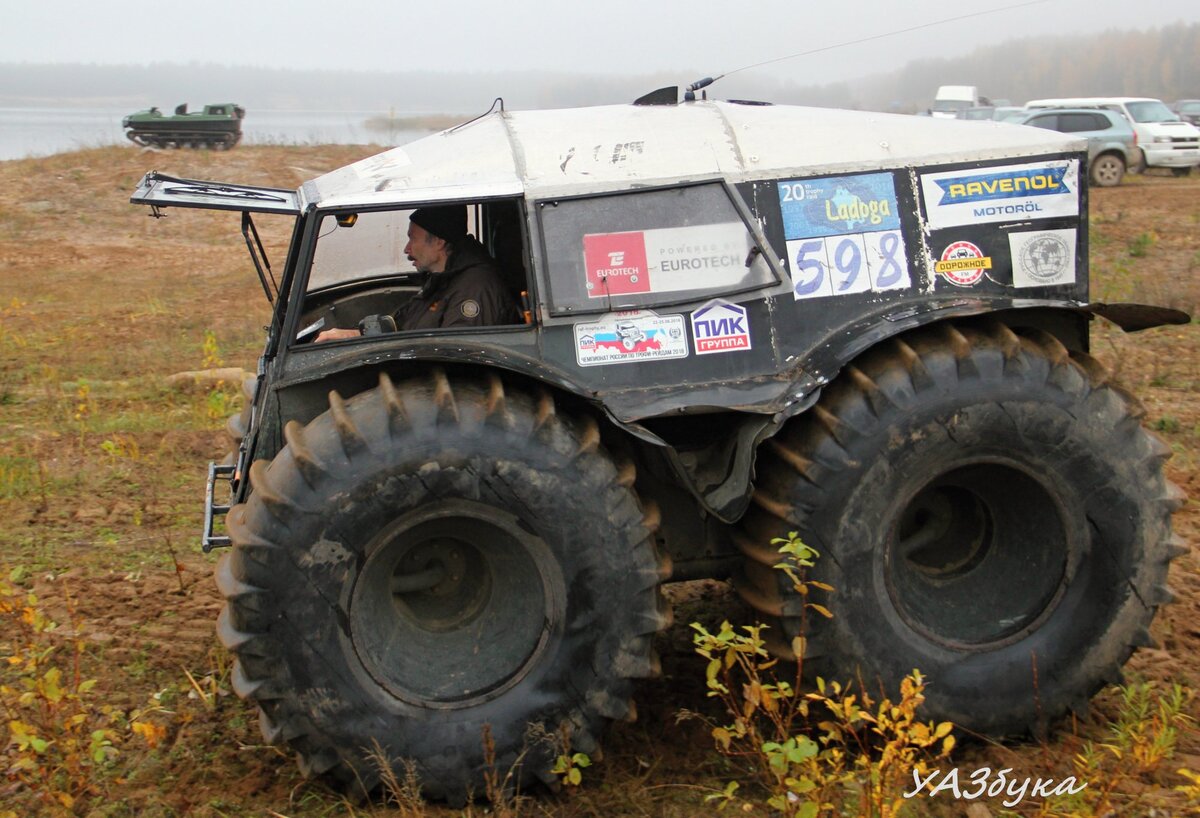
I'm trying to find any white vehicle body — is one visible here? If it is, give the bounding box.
[1026,97,1200,170]
[932,85,980,119]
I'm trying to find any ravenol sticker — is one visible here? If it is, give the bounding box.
[690,299,751,355]
[778,172,902,240]
[934,240,992,287]
[573,311,688,367]
[1008,228,1077,288]
[919,159,1079,230]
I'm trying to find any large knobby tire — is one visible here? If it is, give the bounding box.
[1090,153,1126,187]
[219,374,257,467]
[217,369,668,800]
[737,321,1183,735]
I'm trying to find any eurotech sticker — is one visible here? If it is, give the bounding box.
[584,223,750,300]
[778,172,911,301]
[690,299,751,355]
[919,159,1079,230]
[1008,228,1077,288]
[573,311,688,367]
[934,240,992,287]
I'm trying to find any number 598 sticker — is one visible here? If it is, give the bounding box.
[787,229,911,301]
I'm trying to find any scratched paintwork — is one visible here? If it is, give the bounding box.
[307,102,1082,208]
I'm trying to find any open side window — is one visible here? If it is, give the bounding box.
[535,181,777,316]
[293,197,531,344]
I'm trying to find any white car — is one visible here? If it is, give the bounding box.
[1026,97,1200,175]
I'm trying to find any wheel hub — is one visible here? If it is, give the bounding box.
[348,499,562,707]
[886,461,1071,649]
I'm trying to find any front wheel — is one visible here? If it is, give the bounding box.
[1090,154,1126,187]
[1171,166,1192,178]
[217,370,668,800]
[737,321,1181,735]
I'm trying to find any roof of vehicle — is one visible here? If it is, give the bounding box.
[304,100,1080,210]
[1026,97,1164,107]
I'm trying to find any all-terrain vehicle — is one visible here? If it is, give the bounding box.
[132,93,1188,801]
[123,102,245,149]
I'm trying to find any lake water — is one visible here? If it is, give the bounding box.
[0,108,428,160]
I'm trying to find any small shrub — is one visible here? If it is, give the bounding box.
[0,570,119,812]
[690,532,954,817]
[1127,231,1156,258]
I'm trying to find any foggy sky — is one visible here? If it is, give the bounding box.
[8,0,1200,86]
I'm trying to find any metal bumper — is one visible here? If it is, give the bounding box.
[202,461,236,552]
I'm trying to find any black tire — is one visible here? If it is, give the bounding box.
[1171,166,1192,178]
[217,369,668,800]
[219,374,257,467]
[1090,154,1126,187]
[737,321,1182,735]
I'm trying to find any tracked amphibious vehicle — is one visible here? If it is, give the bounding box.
[123,102,244,149]
[131,92,1187,801]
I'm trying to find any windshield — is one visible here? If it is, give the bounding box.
[1125,101,1180,123]
[308,209,419,291]
[932,99,970,113]
[1179,101,1200,114]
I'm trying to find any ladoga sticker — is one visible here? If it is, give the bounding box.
[690,300,751,355]
[919,159,1079,230]
[1009,229,1076,288]
[574,311,688,367]
[778,172,912,301]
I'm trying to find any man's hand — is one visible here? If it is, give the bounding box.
[315,327,361,343]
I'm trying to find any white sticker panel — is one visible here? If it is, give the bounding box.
[573,311,688,367]
[787,228,911,301]
[584,222,752,299]
[920,159,1080,230]
[690,299,752,355]
[1008,228,1077,289]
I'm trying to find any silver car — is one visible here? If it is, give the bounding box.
[1172,99,1200,127]
[1015,108,1139,187]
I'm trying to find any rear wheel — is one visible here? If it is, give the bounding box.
[1090,154,1126,187]
[1171,166,1192,178]
[217,369,667,800]
[737,321,1181,734]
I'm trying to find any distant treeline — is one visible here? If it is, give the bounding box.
[1,22,1196,113]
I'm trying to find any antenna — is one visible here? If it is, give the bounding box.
[675,0,1048,100]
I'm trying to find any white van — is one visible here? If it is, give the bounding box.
[932,85,981,119]
[1026,97,1200,174]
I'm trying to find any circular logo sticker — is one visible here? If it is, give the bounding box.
[1019,234,1070,283]
[936,241,989,287]
[460,299,481,319]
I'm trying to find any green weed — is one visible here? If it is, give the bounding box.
[0,570,120,813]
[1127,232,1156,258]
[690,532,954,817]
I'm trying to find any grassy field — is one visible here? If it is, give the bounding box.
[0,145,1198,817]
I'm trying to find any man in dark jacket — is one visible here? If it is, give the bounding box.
[316,205,518,341]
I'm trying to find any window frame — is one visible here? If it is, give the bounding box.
[533,179,782,318]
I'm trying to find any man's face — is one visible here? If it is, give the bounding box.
[405,222,448,274]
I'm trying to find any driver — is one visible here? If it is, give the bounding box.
[316,205,519,341]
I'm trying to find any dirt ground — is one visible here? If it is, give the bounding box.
[0,144,1198,817]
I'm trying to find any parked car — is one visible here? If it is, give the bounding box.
[1015,108,1139,186]
[1171,99,1200,126]
[1026,97,1200,176]
[955,106,996,121]
[992,106,1027,122]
